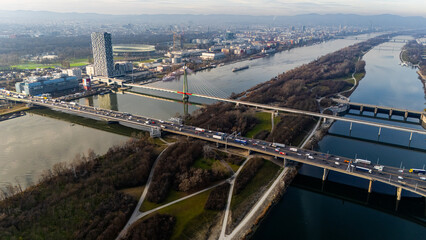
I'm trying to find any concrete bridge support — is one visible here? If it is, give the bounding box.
[389,109,393,118]
[359,105,364,114]
[322,169,329,181]
[396,187,402,201]
[368,180,373,193]
[404,111,408,120]
[422,114,426,129]
[374,107,378,116]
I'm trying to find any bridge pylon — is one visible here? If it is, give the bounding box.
[182,65,189,101]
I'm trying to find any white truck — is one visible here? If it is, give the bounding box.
[289,148,298,152]
[212,135,224,140]
[272,142,285,148]
[195,127,205,132]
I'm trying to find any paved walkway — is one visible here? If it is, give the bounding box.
[117,144,172,239]
[219,155,253,239]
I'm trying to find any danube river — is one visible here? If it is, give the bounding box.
[252,36,426,239]
[2,33,425,238]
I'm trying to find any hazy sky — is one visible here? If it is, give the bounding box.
[1,0,425,16]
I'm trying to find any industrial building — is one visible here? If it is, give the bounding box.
[91,32,114,77]
[200,52,225,60]
[15,74,79,96]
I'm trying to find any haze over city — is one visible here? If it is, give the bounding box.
[1,0,426,16]
[0,0,426,239]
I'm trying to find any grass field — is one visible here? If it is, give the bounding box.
[119,186,145,200]
[140,189,188,212]
[10,58,89,70]
[193,157,217,170]
[69,58,89,67]
[230,160,280,211]
[11,63,59,70]
[141,189,215,240]
[229,160,281,231]
[245,112,280,138]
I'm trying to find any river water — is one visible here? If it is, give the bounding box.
[2,33,424,237]
[253,36,426,239]
[0,114,128,189]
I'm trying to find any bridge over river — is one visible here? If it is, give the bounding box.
[2,90,426,200]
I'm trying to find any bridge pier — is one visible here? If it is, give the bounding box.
[421,114,426,129]
[374,107,378,117]
[389,109,393,118]
[322,168,329,181]
[378,127,382,139]
[349,122,353,135]
[396,187,402,201]
[404,111,408,121]
[368,180,373,193]
[409,132,413,146]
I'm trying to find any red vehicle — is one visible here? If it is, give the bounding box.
[279,152,286,155]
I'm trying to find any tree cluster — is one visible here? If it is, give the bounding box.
[204,183,231,211]
[124,214,176,240]
[0,137,157,239]
[186,103,259,136]
[146,140,229,203]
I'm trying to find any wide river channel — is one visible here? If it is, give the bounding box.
[1,33,425,238]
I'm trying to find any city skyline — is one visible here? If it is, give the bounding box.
[1,0,425,17]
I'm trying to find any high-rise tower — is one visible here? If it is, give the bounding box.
[91,32,114,77]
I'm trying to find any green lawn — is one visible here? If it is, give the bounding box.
[11,63,59,70]
[119,186,145,200]
[69,58,89,67]
[226,162,241,172]
[230,160,281,211]
[141,189,215,240]
[354,72,366,82]
[193,157,217,170]
[245,112,280,138]
[140,189,188,212]
[10,58,89,69]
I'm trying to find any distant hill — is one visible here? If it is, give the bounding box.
[0,11,425,29]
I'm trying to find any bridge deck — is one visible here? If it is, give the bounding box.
[126,84,426,135]
[2,91,425,198]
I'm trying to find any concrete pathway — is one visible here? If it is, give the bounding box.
[223,167,290,240]
[219,155,253,239]
[117,144,173,239]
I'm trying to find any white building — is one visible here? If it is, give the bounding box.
[86,65,95,77]
[200,52,225,61]
[63,68,82,80]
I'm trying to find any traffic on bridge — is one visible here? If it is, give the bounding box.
[1,89,426,199]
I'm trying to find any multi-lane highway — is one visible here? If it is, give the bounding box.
[1,89,426,198]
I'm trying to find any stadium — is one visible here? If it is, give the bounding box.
[112,44,156,57]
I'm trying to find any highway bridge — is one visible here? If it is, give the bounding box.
[2,90,426,200]
[126,84,426,136]
[333,99,424,120]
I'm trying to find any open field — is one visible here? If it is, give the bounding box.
[245,112,280,138]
